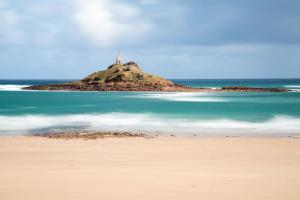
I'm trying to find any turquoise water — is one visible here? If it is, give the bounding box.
[0,79,300,135]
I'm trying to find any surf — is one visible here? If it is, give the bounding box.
[0,85,30,91]
[1,113,300,136]
[135,92,226,102]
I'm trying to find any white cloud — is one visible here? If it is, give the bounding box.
[34,29,59,46]
[139,0,159,6]
[0,9,26,44]
[72,0,153,47]
[0,0,6,7]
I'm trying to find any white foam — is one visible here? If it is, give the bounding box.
[0,85,30,91]
[285,85,300,88]
[205,87,221,90]
[289,89,300,92]
[136,92,225,102]
[0,113,300,136]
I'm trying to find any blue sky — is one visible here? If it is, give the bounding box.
[0,0,299,79]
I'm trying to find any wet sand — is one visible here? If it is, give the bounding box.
[0,136,299,200]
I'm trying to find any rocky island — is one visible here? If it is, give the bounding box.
[24,55,288,92]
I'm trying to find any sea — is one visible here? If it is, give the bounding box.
[0,79,300,136]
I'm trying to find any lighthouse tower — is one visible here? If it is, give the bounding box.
[116,52,122,64]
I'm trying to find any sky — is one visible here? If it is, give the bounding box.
[0,0,300,79]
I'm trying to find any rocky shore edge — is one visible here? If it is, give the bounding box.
[23,83,288,92]
[32,131,153,140]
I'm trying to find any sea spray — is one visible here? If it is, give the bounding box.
[0,113,300,136]
[0,85,30,91]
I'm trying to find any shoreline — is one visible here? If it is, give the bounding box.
[19,89,296,93]
[23,84,290,92]
[2,127,300,138]
[1,131,300,139]
[0,136,299,200]
[30,131,300,139]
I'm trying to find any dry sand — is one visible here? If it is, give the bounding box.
[0,136,299,200]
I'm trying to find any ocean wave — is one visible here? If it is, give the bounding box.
[0,113,300,136]
[136,92,225,102]
[204,87,221,89]
[285,85,300,88]
[289,89,300,92]
[0,84,30,91]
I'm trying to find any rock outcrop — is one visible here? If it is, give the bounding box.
[24,62,177,91]
[23,62,289,92]
[222,86,288,92]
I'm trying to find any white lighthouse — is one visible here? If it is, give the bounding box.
[116,52,122,64]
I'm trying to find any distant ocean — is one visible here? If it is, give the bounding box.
[0,79,300,136]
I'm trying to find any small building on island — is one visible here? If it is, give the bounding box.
[116,52,122,65]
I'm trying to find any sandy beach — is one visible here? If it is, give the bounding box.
[0,136,299,200]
